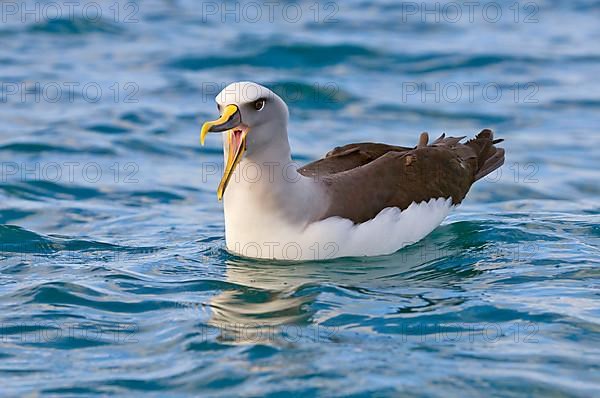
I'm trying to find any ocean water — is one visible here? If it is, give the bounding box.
[1,0,600,396]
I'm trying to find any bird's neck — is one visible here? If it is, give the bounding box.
[222,133,327,230]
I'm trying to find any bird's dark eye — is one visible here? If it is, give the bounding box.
[254,99,265,111]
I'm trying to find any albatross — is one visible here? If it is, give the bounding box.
[200,82,505,260]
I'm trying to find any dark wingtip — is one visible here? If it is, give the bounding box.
[432,133,446,145]
[477,128,494,139]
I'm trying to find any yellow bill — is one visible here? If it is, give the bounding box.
[200,104,249,201]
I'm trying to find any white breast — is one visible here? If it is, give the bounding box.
[225,197,454,260]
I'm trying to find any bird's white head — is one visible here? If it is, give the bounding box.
[201,82,290,200]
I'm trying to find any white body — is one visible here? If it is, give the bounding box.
[210,82,455,261]
[223,158,454,261]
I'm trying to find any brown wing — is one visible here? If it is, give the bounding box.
[299,129,505,223]
[298,142,413,177]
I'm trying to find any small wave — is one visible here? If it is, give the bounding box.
[269,81,355,110]
[20,282,179,314]
[86,124,132,135]
[569,180,600,196]
[0,180,102,201]
[114,138,178,156]
[28,17,123,35]
[110,190,186,206]
[167,43,377,70]
[550,99,600,109]
[120,109,165,125]
[0,225,56,254]
[0,209,37,224]
[0,224,156,256]
[0,180,187,206]
[375,103,510,125]
[400,53,543,74]
[0,142,115,155]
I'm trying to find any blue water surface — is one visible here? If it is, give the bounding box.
[1,0,600,396]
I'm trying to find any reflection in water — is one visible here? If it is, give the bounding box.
[204,221,491,344]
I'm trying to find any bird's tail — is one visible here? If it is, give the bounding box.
[466,129,505,181]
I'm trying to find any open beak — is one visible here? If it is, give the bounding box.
[200,104,249,201]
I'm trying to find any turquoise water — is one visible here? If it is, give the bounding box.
[1,0,600,396]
